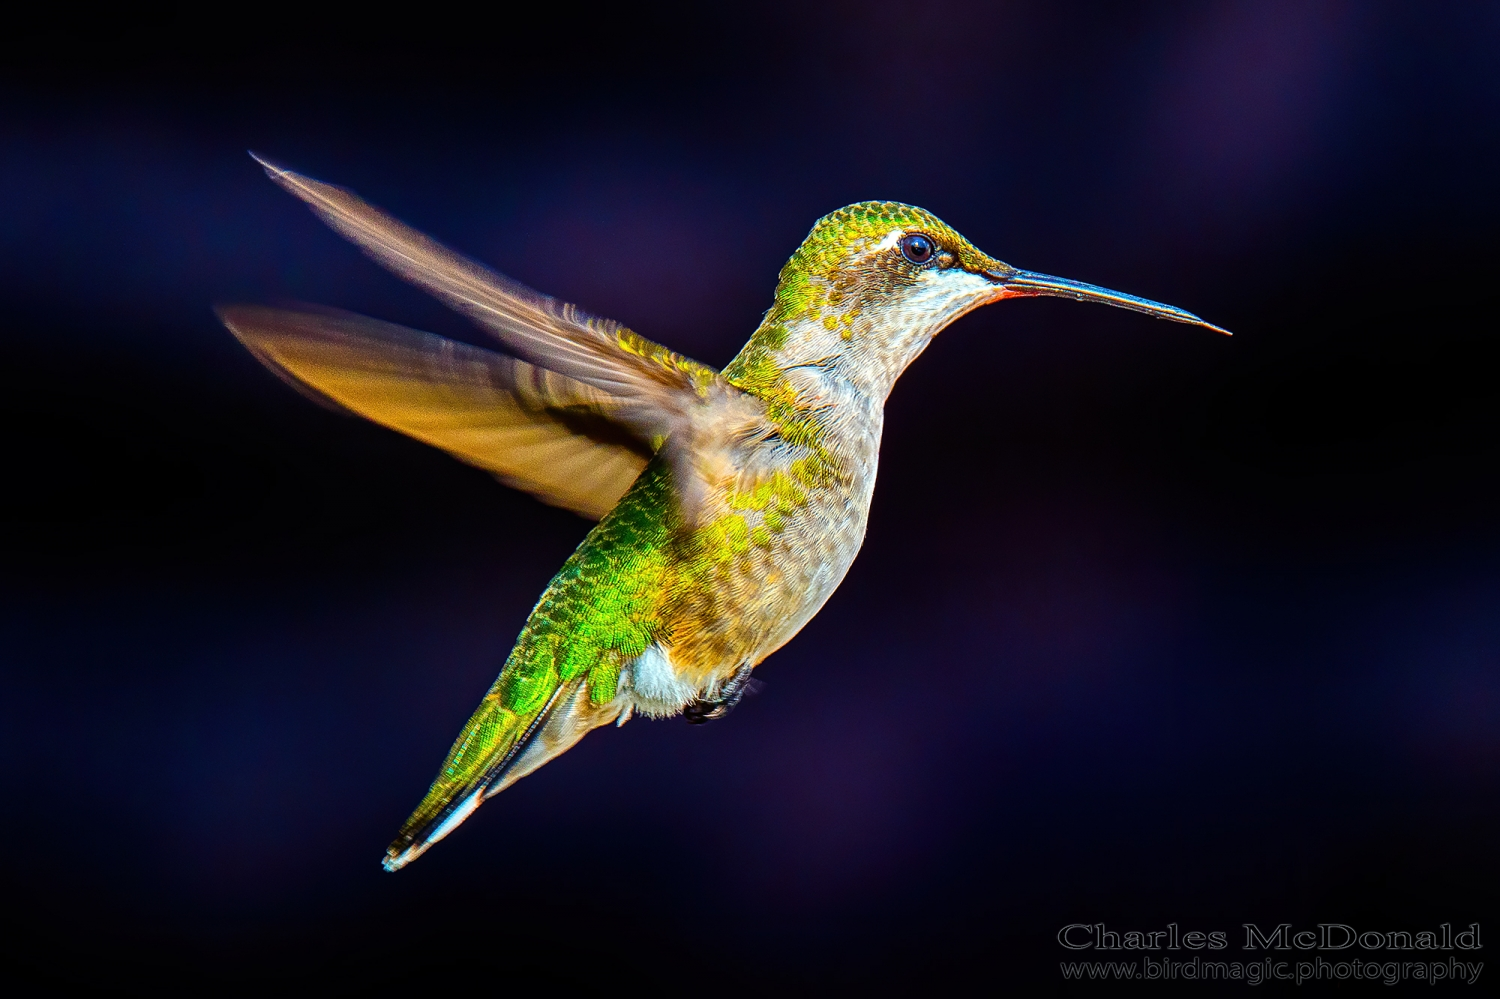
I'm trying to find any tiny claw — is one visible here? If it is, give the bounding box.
[683,666,759,724]
[683,700,725,725]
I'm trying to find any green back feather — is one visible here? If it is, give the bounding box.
[392,461,676,844]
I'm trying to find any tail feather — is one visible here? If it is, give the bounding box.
[382,677,624,871]
[382,682,567,872]
[381,455,675,871]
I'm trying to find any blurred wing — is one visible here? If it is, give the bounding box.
[251,154,723,434]
[218,305,651,519]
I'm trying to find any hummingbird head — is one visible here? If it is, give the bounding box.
[727,201,1226,404]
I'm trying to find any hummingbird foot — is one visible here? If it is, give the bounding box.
[683,664,761,724]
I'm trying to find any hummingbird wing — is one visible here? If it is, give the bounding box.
[252,155,730,448]
[218,304,653,519]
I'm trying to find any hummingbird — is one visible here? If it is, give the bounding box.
[219,155,1228,872]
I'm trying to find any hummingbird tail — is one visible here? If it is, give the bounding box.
[382,676,624,871]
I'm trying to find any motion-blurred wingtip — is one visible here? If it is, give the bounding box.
[247,150,279,172]
[248,151,304,191]
[214,303,262,345]
[214,302,243,334]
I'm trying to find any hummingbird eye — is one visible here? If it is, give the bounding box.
[900,233,935,265]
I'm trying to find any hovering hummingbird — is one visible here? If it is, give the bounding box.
[219,155,1228,871]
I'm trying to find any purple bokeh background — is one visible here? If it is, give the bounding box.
[2,2,1497,990]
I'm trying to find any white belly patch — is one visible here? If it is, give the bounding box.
[624,643,698,718]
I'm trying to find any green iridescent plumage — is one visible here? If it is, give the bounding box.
[222,158,1226,872]
[396,459,678,839]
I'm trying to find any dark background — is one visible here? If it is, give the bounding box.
[2,1,1497,992]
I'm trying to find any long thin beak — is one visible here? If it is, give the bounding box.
[989,268,1231,335]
